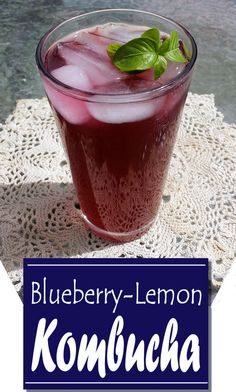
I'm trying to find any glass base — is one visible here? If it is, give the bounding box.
[82,214,155,242]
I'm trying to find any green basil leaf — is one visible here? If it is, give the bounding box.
[107,43,123,58]
[154,55,167,79]
[169,31,179,50]
[113,37,158,71]
[159,37,170,54]
[141,28,160,49]
[164,48,188,63]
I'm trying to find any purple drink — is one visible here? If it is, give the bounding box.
[36,10,197,241]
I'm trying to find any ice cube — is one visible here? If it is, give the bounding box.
[157,62,187,113]
[51,64,92,90]
[93,80,132,94]
[74,30,111,59]
[43,77,90,125]
[58,44,108,84]
[87,97,165,124]
[158,62,186,85]
[136,68,155,81]
[95,23,148,43]
[58,43,128,87]
[92,77,161,94]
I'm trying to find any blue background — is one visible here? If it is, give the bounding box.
[24,258,208,390]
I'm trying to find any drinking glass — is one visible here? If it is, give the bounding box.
[36,9,197,242]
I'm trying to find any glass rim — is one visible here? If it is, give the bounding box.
[35,8,197,103]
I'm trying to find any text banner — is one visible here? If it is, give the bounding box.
[24,258,208,390]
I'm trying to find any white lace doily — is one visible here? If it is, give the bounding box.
[0,93,235,291]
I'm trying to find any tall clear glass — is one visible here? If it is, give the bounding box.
[36,9,197,242]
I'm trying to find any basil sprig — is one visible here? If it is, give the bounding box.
[107,28,188,79]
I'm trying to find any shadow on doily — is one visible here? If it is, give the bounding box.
[0,181,119,275]
[1,181,224,302]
